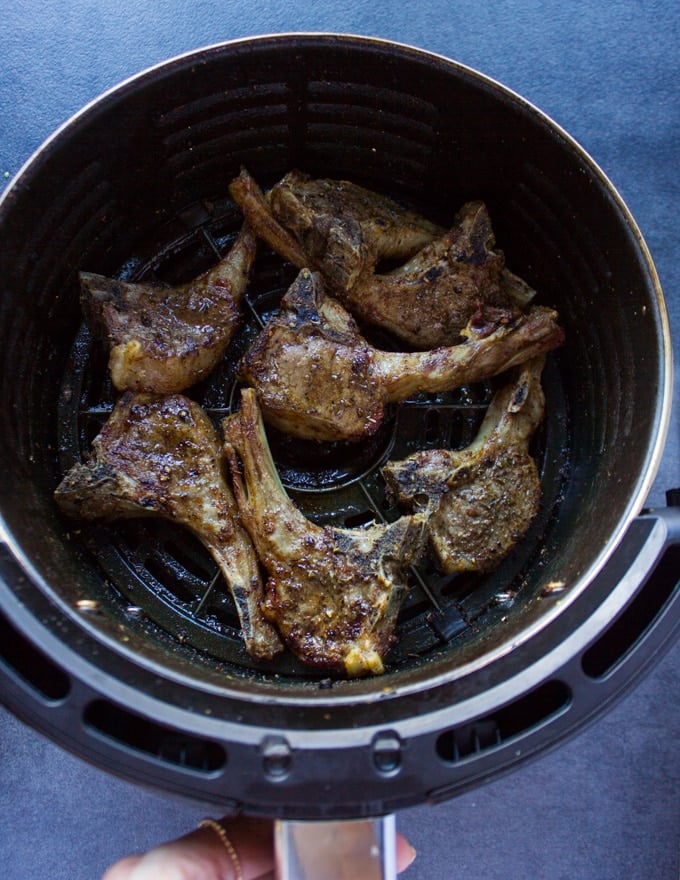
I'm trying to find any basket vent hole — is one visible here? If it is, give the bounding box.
[84,699,226,773]
[164,538,215,583]
[0,610,70,701]
[582,544,680,679]
[435,679,571,763]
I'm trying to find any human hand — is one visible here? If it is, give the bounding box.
[102,815,417,879]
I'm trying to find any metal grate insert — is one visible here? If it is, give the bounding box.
[56,195,567,679]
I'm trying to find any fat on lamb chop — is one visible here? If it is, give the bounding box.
[54,392,283,660]
[239,268,564,443]
[383,356,547,574]
[229,168,534,348]
[223,387,427,677]
[80,224,257,393]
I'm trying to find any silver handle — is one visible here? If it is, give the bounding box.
[275,815,396,880]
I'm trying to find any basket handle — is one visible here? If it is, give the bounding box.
[274,815,397,880]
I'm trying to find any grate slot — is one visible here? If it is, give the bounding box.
[143,552,205,608]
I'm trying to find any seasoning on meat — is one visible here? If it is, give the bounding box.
[80,224,257,393]
[57,169,567,677]
[383,356,547,573]
[230,167,535,348]
[223,387,427,676]
[54,392,283,660]
[229,166,441,285]
[239,268,564,442]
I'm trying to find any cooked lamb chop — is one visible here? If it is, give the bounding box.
[230,168,534,347]
[223,387,427,676]
[54,392,282,660]
[383,356,547,574]
[229,167,441,288]
[239,269,564,442]
[342,200,535,348]
[80,224,257,393]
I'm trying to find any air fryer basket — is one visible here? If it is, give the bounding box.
[0,35,677,819]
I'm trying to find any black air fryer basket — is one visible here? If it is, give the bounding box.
[0,35,678,820]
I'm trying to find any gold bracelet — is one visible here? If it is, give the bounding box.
[199,817,244,880]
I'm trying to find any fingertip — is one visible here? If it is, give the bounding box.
[396,833,417,872]
[101,854,143,879]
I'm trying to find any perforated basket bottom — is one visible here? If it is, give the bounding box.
[56,194,570,680]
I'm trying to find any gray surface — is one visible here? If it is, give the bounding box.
[1,2,679,878]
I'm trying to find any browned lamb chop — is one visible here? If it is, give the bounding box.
[54,392,282,660]
[228,167,441,287]
[229,168,534,348]
[341,200,536,349]
[223,388,427,676]
[383,356,547,574]
[80,224,257,393]
[239,269,564,442]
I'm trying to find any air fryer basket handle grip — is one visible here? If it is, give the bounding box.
[274,815,397,880]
